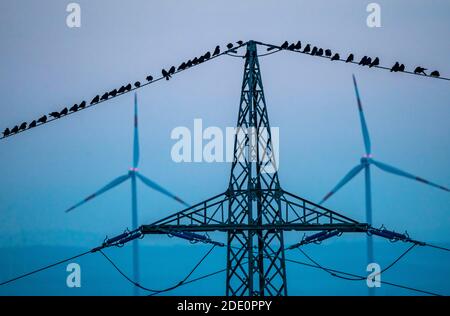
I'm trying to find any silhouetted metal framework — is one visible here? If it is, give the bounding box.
[141,41,368,296]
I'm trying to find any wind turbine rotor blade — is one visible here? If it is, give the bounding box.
[133,93,140,168]
[65,174,131,213]
[371,159,450,192]
[318,164,365,205]
[352,75,372,155]
[136,173,190,207]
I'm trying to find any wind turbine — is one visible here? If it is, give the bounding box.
[317,75,449,295]
[65,93,189,296]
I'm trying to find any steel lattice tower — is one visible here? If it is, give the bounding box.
[226,41,287,295]
[140,40,369,296]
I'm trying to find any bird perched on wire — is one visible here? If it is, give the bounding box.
[29,120,37,128]
[213,45,220,56]
[146,75,153,82]
[192,57,199,65]
[236,40,244,46]
[134,81,141,88]
[399,64,405,72]
[294,41,302,50]
[287,43,296,50]
[303,44,311,53]
[280,41,289,49]
[325,49,332,57]
[70,104,79,112]
[109,89,118,97]
[226,43,234,49]
[317,48,324,56]
[49,111,61,119]
[369,57,380,68]
[169,66,176,75]
[125,83,132,91]
[204,51,211,60]
[186,60,193,68]
[100,92,109,101]
[11,125,19,134]
[3,128,10,137]
[414,67,427,75]
[331,53,340,61]
[359,56,368,65]
[38,115,47,124]
[79,101,86,109]
[91,95,100,104]
[430,70,440,77]
[311,46,318,56]
[19,122,27,131]
[346,54,354,63]
[60,107,68,116]
[162,68,171,80]
[390,62,400,72]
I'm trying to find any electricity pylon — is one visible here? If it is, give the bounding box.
[136,41,371,296]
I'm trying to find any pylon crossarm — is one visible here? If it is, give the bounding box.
[281,190,362,225]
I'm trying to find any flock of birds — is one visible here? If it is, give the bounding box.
[268,40,441,77]
[1,41,244,138]
[1,39,444,139]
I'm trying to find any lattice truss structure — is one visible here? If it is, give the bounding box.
[138,41,370,296]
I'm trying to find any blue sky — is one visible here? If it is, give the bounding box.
[0,0,449,295]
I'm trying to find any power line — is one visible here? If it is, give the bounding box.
[0,249,93,286]
[289,246,443,296]
[255,41,450,82]
[100,244,217,295]
[0,41,248,141]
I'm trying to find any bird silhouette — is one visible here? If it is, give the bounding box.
[134,81,141,88]
[204,51,211,59]
[369,57,379,68]
[79,101,86,109]
[60,107,68,116]
[292,41,301,50]
[237,40,244,45]
[280,41,289,49]
[317,48,324,56]
[331,53,340,61]
[399,64,405,72]
[162,69,171,80]
[11,125,19,133]
[390,62,400,72]
[118,86,126,93]
[213,45,220,56]
[192,57,199,65]
[3,128,10,137]
[146,75,153,82]
[303,44,311,53]
[49,111,60,119]
[19,122,27,131]
[325,49,332,57]
[186,60,193,67]
[109,89,118,97]
[29,120,37,128]
[100,93,109,101]
[346,54,354,63]
[91,95,100,104]
[430,70,440,77]
[414,67,427,75]
[287,43,295,50]
[359,56,368,65]
[169,66,176,74]
[311,46,318,55]
[38,115,47,124]
[266,45,277,51]
[70,104,79,112]
[226,43,234,49]
[125,83,132,91]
